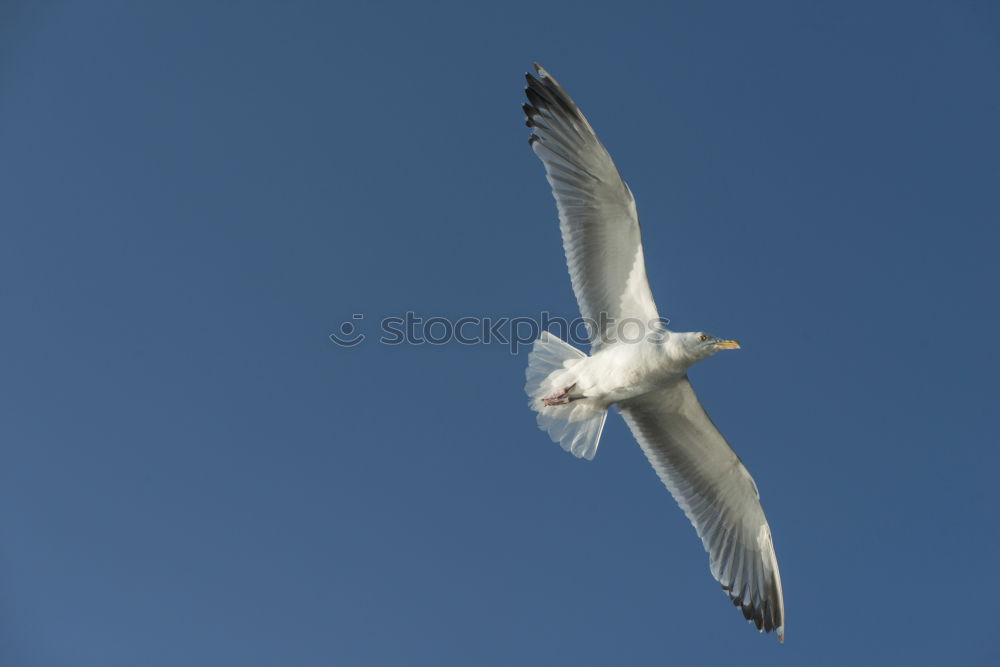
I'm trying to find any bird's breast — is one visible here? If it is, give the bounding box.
[577,342,682,404]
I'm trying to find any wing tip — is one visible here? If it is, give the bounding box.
[721,581,785,642]
[523,63,579,120]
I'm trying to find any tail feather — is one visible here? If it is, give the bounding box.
[525,332,607,460]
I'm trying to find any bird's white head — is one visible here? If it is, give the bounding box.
[675,331,742,364]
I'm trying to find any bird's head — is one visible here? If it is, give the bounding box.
[678,331,741,362]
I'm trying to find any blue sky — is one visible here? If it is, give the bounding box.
[2,1,999,665]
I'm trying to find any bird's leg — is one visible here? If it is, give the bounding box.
[542,383,579,406]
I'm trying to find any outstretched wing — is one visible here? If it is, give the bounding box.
[524,63,661,350]
[618,377,785,641]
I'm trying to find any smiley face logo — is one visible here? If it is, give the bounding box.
[329,314,366,347]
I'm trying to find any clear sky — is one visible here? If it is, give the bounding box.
[2,1,999,665]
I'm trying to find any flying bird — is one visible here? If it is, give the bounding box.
[522,63,785,641]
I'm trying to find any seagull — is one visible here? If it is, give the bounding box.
[522,63,785,642]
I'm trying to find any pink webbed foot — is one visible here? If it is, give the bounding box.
[542,384,578,407]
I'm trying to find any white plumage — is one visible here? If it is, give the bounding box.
[522,63,785,641]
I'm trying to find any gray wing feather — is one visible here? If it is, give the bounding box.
[619,377,785,641]
[524,64,661,349]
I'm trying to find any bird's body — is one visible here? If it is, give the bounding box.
[522,63,785,641]
[543,332,695,405]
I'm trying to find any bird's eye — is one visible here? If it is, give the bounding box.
[699,334,710,342]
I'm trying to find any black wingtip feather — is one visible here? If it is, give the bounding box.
[524,102,543,129]
[528,69,582,120]
[721,582,781,637]
[524,81,554,111]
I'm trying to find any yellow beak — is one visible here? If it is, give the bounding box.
[714,339,741,350]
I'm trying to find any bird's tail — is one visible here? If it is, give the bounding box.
[524,331,607,460]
